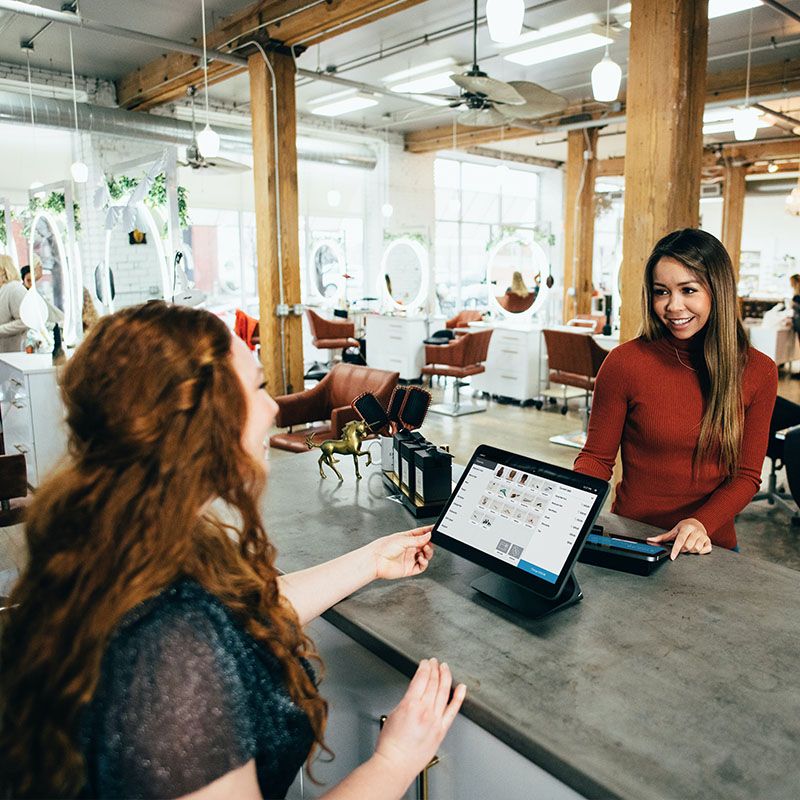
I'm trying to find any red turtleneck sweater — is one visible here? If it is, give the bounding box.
[574,333,777,549]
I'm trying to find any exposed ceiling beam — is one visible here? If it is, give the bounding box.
[404,58,800,154]
[117,0,427,111]
[467,146,562,169]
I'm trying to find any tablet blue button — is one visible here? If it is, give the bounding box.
[517,560,558,584]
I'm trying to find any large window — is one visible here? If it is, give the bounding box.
[434,157,540,315]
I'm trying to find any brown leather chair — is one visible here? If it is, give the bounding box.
[567,314,605,334]
[305,309,361,379]
[422,329,493,416]
[270,363,399,452]
[445,309,483,330]
[542,328,609,448]
[0,454,28,527]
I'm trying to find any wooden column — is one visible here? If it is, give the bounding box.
[562,127,599,322]
[721,164,747,283]
[249,51,303,395]
[619,0,709,341]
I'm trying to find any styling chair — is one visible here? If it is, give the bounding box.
[422,329,493,417]
[567,314,605,334]
[542,328,609,449]
[750,396,800,525]
[305,309,362,381]
[269,363,399,452]
[0,454,28,527]
[423,309,484,346]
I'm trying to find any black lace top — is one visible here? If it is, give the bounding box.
[79,579,314,799]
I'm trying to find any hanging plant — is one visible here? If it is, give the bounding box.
[382,231,430,247]
[106,173,190,229]
[21,192,81,238]
[0,208,8,246]
[485,225,556,252]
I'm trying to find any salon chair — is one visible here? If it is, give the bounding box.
[422,329,493,417]
[542,328,609,449]
[567,314,605,334]
[305,309,362,381]
[423,309,484,347]
[750,396,800,524]
[0,454,28,527]
[269,363,399,452]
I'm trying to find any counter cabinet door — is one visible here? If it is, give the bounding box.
[287,618,586,800]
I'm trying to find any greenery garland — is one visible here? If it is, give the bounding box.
[106,173,189,229]
[22,193,81,239]
[485,224,556,252]
[0,209,6,246]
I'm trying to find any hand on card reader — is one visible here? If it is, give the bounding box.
[578,525,670,575]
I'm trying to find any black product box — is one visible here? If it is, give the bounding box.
[400,439,429,497]
[394,430,425,488]
[413,446,454,505]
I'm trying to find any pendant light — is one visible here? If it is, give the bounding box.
[24,44,44,196]
[591,0,622,102]
[486,0,524,44]
[733,9,761,142]
[196,0,220,158]
[381,128,393,218]
[68,28,88,183]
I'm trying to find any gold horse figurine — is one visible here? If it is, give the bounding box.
[306,419,373,481]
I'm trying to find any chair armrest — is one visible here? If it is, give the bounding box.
[331,405,360,437]
[275,384,329,428]
[776,424,800,441]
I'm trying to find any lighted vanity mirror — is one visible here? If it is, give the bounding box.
[487,237,549,319]
[380,237,429,310]
[308,239,345,302]
[102,204,169,313]
[29,210,74,333]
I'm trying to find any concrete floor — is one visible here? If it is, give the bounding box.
[272,369,800,573]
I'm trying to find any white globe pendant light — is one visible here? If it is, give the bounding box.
[197,123,221,158]
[732,106,760,142]
[197,0,220,159]
[70,160,89,183]
[327,189,341,208]
[591,53,622,102]
[591,0,621,102]
[381,202,394,218]
[486,0,525,43]
[734,9,759,142]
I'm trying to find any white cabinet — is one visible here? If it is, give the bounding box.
[366,315,427,381]
[471,324,544,404]
[0,354,68,487]
[287,618,582,800]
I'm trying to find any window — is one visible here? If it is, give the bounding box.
[434,157,541,315]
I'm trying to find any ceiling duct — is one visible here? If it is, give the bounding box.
[0,90,377,170]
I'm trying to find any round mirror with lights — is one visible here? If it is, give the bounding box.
[308,239,345,303]
[487,237,549,320]
[29,210,74,335]
[380,238,429,310]
[102,204,169,313]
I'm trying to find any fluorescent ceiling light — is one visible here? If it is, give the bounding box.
[708,0,762,20]
[499,13,600,47]
[382,58,456,84]
[596,181,622,193]
[703,106,738,123]
[702,117,769,135]
[0,77,88,103]
[504,26,614,66]
[309,90,379,117]
[407,93,451,107]
[388,71,458,94]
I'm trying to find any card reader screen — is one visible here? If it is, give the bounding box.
[437,456,600,584]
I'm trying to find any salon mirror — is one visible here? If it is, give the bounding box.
[308,239,345,303]
[487,237,549,320]
[103,204,168,312]
[380,238,428,310]
[29,211,73,333]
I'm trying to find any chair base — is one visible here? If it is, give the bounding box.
[429,401,487,417]
[549,431,587,449]
[751,483,800,524]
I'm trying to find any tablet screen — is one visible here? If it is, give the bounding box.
[433,446,608,598]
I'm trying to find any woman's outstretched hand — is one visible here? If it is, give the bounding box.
[375,659,466,784]
[370,525,434,580]
[647,517,712,560]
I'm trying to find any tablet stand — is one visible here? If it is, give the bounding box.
[471,572,583,619]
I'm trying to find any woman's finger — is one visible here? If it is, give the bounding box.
[701,539,713,554]
[670,529,689,560]
[407,659,433,700]
[647,529,677,543]
[442,683,467,727]
[433,663,452,717]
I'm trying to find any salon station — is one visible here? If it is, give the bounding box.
[1,1,800,799]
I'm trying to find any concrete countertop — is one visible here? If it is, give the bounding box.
[264,453,800,800]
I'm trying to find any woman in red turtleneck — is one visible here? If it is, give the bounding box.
[574,229,777,559]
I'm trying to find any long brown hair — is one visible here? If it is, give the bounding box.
[0,302,327,797]
[640,228,748,476]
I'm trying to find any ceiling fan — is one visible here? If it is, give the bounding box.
[179,87,250,174]
[431,0,568,127]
